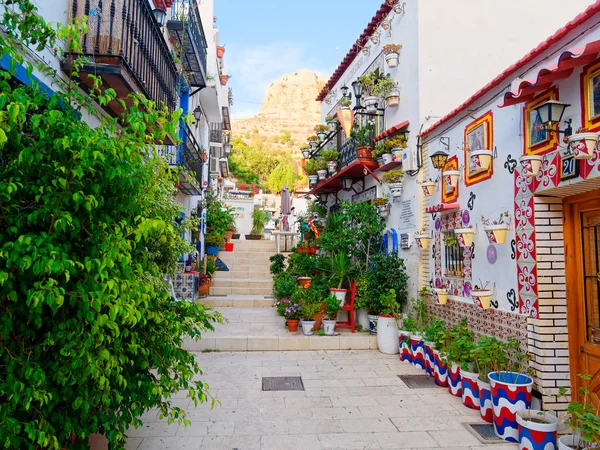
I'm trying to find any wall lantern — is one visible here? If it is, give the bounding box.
[342,177,353,191]
[430,150,449,170]
[340,85,350,98]
[223,143,232,157]
[534,100,570,127]
[153,8,167,27]
[302,149,310,159]
[352,80,363,99]
[193,105,203,122]
[318,192,329,204]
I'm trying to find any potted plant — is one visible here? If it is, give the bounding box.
[373,197,390,218]
[205,232,225,256]
[387,135,407,161]
[473,336,506,423]
[454,226,475,247]
[269,253,286,275]
[315,124,329,142]
[321,149,340,175]
[409,297,428,370]
[325,114,339,132]
[443,318,474,399]
[246,207,269,240]
[516,409,559,449]
[298,291,322,336]
[197,273,211,297]
[339,96,352,110]
[273,272,299,302]
[316,158,328,181]
[471,279,494,310]
[382,43,402,68]
[488,337,534,442]
[351,124,374,161]
[557,374,600,449]
[398,315,415,364]
[325,251,352,305]
[354,275,372,331]
[415,230,430,250]
[482,212,511,244]
[422,316,446,378]
[443,168,461,187]
[323,292,341,336]
[376,288,400,354]
[519,155,543,178]
[220,73,230,85]
[469,149,494,175]
[282,300,301,333]
[433,325,450,387]
[287,251,316,288]
[567,127,599,160]
[374,74,400,108]
[451,322,479,410]
[357,72,382,112]
[305,158,319,186]
[420,178,437,196]
[382,169,404,198]
[216,45,225,58]
[307,134,319,150]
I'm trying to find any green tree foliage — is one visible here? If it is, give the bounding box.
[0,2,221,448]
[266,161,300,194]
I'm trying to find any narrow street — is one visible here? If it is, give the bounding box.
[126,350,518,450]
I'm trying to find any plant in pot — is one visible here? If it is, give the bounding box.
[557,374,600,450]
[339,96,352,109]
[374,288,401,354]
[323,292,342,336]
[408,296,428,370]
[321,149,340,175]
[326,113,339,132]
[269,253,286,275]
[471,279,494,310]
[382,169,404,198]
[422,318,446,378]
[398,315,415,364]
[387,135,407,161]
[453,324,480,410]
[454,225,475,247]
[382,43,402,68]
[567,127,599,160]
[315,123,329,142]
[482,211,511,245]
[351,123,375,161]
[488,337,534,443]
[373,140,393,166]
[473,336,507,423]
[323,251,353,305]
[415,230,431,250]
[297,290,323,336]
[316,158,329,181]
[205,232,225,256]
[305,158,320,186]
[282,299,302,333]
[353,275,371,331]
[372,197,391,218]
[357,72,382,112]
[374,74,400,108]
[246,207,269,240]
[198,273,211,297]
[442,318,474,399]
[433,280,449,305]
[287,251,316,288]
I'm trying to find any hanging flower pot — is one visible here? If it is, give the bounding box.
[389,182,403,198]
[327,160,338,174]
[484,224,509,244]
[568,132,598,159]
[392,149,403,161]
[317,169,328,181]
[471,289,493,310]
[326,120,338,132]
[415,234,430,250]
[448,364,462,397]
[398,331,413,363]
[519,155,543,178]
[216,46,225,58]
[386,90,400,107]
[363,96,380,113]
[381,19,390,30]
[489,371,533,442]
[433,350,448,387]
[357,146,373,161]
[376,203,391,218]
[454,228,475,247]
[421,182,436,196]
[444,170,460,187]
[370,33,380,45]
[433,288,448,304]
[316,131,328,142]
[385,52,399,68]
[308,175,318,187]
[382,153,394,165]
[410,333,425,370]
[460,370,480,410]
[478,379,493,423]
[516,410,558,450]
[468,149,494,175]
[377,157,385,167]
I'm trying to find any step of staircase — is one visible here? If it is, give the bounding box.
[210,286,274,296]
[200,295,274,308]
[183,307,377,352]
[213,270,271,279]
[210,278,273,289]
[228,240,277,251]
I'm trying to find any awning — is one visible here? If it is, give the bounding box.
[373,120,410,142]
[307,159,379,195]
[499,40,600,107]
[425,203,460,214]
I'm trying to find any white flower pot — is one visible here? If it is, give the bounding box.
[433,288,448,304]
[382,153,394,164]
[357,308,370,331]
[471,290,492,309]
[327,160,338,174]
[385,52,399,68]
[309,175,318,186]
[386,91,400,107]
[454,228,475,247]
[392,149,403,161]
[416,234,430,249]
[363,96,380,112]
[327,121,338,132]
[317,169,328,181]
[468,149,493,175]
[368,314,379,334]
[516,410,558,450]
[444,170,460,187]
[323,319,337,336]
[329,288,347,306]
[558,435,582,450]
[421,182,435,196]
[484,224,509,244]
[377,315,399,354]
[568,132,598,159]
[301,319,316,336]
[519,155,543,178]
[377,157,385,167]
[389,182,403,198]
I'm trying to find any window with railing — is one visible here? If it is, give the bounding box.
[443,233,465,278]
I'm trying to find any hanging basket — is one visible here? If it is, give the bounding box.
[389,182,403,198]
[385,52,399,68]
[433,288,448,305]
[392,149,403,161]
[484,224,509,244]
[444,170,460,187]
[471,289,493,309]
[421,182,435,196]
[519,155,542,178]
[415,234,430,249]
[376,203,391,217]
[468,150,494,175]
[454,228,475,247]
[363,96,380,112]
[386,91,400,107]
[568,132,598,159]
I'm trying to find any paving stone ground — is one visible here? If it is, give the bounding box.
[125,350,518,450]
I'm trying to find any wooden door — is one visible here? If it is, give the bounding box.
[565,190,600,407]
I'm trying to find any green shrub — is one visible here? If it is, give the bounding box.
[205,233,225,247]
[273,273,298,300]
[366,252,408,315]
[269,254,286,275]
[286,252,316,278]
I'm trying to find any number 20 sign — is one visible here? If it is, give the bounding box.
[561,153,579,181]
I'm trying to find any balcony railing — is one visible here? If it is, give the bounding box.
[66,0,178,114]
[209,123,223,143]
[168,0,208,88]
[181,125,204,186]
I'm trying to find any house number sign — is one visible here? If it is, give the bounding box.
[560,152,579,181]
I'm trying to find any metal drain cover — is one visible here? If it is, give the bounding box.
[262,376,304,391]
[465,423,504,442]
[398,375,437,389]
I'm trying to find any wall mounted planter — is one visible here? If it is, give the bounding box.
[317,169,328,181]
[363,96,380,112]
[327,160,338,174]
[416,234,430,249]
[568,132,598,159]
[471,289,493,309]
[309,175,318,186]
[433,288,448,304]
[421,182,436,196]
[519,155,543,178]
[385,52,399,68]
[484,224,509,244]
[489,371,533,443]
[386,90,400,107]
[382,153,394,164]
[392,149,403,161]
[444,170,461,187]
[376,203,391,218]
[469,149,494,175]
[389,182,403,198]
[455,228,475,247]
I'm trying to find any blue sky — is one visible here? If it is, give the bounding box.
[215,0,383,118]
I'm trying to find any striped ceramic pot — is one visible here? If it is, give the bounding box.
[410,334,425,370]
[460,370,480,410]
[516,410,558,450]
[399,332,412,363]
[423,342,435,377]
[478,379,493,423]
[433,350,448,387]
[489,371,533,443]
[448,364,462,397]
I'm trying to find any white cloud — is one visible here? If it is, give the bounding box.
[227,41,332,118]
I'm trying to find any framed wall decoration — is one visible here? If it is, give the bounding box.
[441,155,459,203]
[523,88,560,156]
[464,110,494,186]
[580,59,600,132]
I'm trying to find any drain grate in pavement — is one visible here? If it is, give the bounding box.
[465,423,504,442]
[262,376,304,391]
[263,295,274,299]
[398,375,437,389]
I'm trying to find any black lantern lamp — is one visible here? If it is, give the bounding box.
[352,80,363,98]
[342,177,353,191]
[223,143,232,157]
[430,150,449,170]
[193,105,203,122]
[302,148,310,159]
[318,192,329,205]
[340,85,350,98]
[153,8,167,27]
[534,100,573,137]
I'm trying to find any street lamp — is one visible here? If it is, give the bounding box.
[534,100,570,127]
[342,177,353,191]
[193,106,203,122]
[302,148,310,159]
[223,143,232,157]
[153,8,167,27]
[352,80,363,99]
[340,85,350,98]
[430,150,449,170]
[318,192,329,205]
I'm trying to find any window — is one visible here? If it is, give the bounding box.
[443,234,465,278]
[523,88,560,156]
[591,72,600,119]
[581,60,600,132]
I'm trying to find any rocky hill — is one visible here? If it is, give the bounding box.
[232,70,328,154]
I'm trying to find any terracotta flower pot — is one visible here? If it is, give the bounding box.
[298,277,312,288]
[198,279,211,297]
[216,45,225,58]
[313,311,324,332]
[220,74,229,85]
[287,319,299,332]
[357,146,373,161]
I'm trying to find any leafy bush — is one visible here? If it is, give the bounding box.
[269,254,286,275]
[273,273,298,300]
[324,293,341,320]
[251,207,269,235]
[286,252,316,278]
[205,233,225,247]
[366,252,408,314]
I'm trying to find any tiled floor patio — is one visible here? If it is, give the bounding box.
[125,350,518,450]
